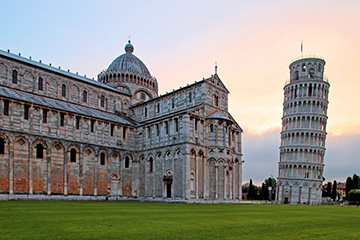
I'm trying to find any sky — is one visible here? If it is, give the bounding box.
[1,0,359,185]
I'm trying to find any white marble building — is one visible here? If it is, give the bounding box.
[276,57,330,205]
[0,41,243,202]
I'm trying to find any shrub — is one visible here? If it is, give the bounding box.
[349,189,360,204]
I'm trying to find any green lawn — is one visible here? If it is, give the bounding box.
[0,201,359,240]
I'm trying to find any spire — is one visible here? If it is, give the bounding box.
[215,61,218,75]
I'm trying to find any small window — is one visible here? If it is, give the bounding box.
[147,126,151,138]
[165,121,169,134]
[38,77,43,91]
[0,137,5,154]
[12,70,17,84]
[36,144,44,159]
[172,98,175,108]
[82,90,88,103]
[144,107,147,117]
[70,148,77,162]
[123,127,127,139]
[100,95,105,107]
[110,124,115,136]
[61,84,66,97]
[60,113,65,127]
[214,95,219,107]
[90,120,95,132]
[24,105,30,120]
[3,100,9,116]
[175,118,179,132]
[189,92,192,103]
[294,71,299,80]
[148,157,153,172]
[76,116,81,129]
[195,119,198,131]
[156,124,159,136]
[309,68,315,78]
[124,156,130,168]
[156,103,160,113]
[100,152,106,165]
[210,124,214,132]
[302,64,306,72]
[140,92,146,100]
[43,109,48,123]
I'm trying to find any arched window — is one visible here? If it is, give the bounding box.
[70,148,77,162]
[38,77,43,91]
[156,103,160,113]
[36,144,44,159]
[3,100,9,116]
[189,92,192,103]
[100,152,106,165]
[0,137,5,154]
[100,95,105,107]
[175,118,179,132]
[140,92,146,100]
[210,124,214,132]
[172,98,175,108]
[82,90,88,103]
[12,69,17,84]
[294,71,299,80]
[214,95,219,107]
[148,157,153,172]
[309,68,315,78]
[61,84,66,97]
[124,156,130,168]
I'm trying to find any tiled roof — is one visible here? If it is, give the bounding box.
[0,49,131,96]
[206,111,233,122]
[0,85,136,126]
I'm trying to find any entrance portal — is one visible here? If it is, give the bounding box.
[284,197,289,204]
[166,183,172,198]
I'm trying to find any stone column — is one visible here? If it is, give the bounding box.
[298,186,302,204]
[215,165,219,199]
[204,160,209,199]
[64,150,67,196]
[94,154,98,196]
[195,155,198,199]
[79,148,83,196]
[223,166,226,200]
[47,147,51,195]
[29,146,33,195]
[9,137,14,195]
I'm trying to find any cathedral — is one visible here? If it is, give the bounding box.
[0,41,243,202]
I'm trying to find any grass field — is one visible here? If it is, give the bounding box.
[0,201,359,240]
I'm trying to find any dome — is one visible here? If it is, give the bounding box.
[107,40,152,78]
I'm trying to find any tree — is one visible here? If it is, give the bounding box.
[349,189,360,205]
[331,180,337,201]
[242,183,249,194]
[353,174,359,189]
[248,179,255,200]
[345,177,353,200]
[326,182,332,198]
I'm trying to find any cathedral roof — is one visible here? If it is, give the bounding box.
[0,85,136,126]
[107,41,152,78]
[207,112,233,122]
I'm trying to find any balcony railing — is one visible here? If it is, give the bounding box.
[285,76,329,86]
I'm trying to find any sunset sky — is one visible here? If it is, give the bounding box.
[1,0,359,185]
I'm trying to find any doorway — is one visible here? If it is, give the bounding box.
[166,182,172,198]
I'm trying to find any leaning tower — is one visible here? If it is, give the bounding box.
[276,57,330,205]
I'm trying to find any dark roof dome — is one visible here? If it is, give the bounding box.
[107,40,151,78]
